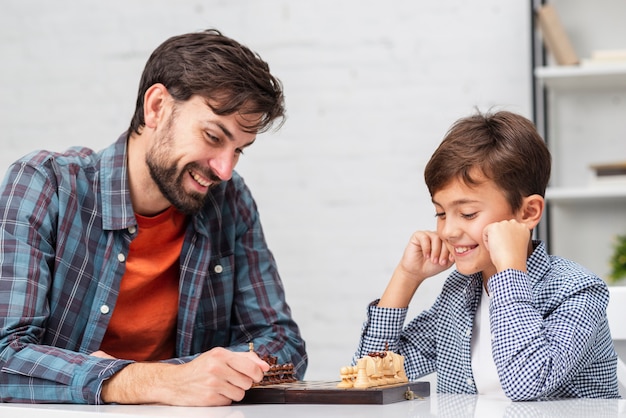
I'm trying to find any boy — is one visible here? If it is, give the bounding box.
[353,110,619,400]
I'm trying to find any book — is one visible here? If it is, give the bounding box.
[581,49,626,67]
[590,161,626,185]
[591,161,626,177]
[536,4,579,66]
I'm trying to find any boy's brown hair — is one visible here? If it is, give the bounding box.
[424,110,551,211]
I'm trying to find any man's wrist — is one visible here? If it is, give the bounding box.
[101,362,175,404]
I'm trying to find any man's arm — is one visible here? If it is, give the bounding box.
[0,157,134,404]
[221,174,308,377]
[100,348,269,406]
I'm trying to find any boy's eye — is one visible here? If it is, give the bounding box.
[461,212,477,220]
[434,212,445,219]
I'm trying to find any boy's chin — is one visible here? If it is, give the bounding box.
[455,264,481,277]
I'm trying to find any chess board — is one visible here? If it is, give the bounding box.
[240,380,430,405]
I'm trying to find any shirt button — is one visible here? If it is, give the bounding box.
[117,253,126,263]
[466,377,474,386]
[100,305,110,315]
[214,264,223,273]
[128,225,137,234]
[465,328,471,337]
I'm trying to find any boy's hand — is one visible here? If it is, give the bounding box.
[398,230,455,281]
[482,219,530,274]
[379,230,454,308]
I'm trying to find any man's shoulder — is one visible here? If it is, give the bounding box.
[17,146,100,171]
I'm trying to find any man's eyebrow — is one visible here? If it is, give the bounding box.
[215,121,234,141]
[242,138,256,148]
[214,121,256,148]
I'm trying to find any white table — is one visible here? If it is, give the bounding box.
[1,394,625,417]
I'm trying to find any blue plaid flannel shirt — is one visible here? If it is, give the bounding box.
[0,134,307,404]
[354,241,619,400]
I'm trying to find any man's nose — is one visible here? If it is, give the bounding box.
[209,151,236,181]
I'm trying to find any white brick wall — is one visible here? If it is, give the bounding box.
[0,0,531,382]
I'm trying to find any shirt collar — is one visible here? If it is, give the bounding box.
[98,132,220,236]
[99,133,136,231]
[526,240,551,285]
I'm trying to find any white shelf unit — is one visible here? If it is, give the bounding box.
[535,64,626,90]
[532,0,626,281]
[546,185,626,204]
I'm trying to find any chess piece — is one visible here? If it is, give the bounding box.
[392,352,409,383]
[337,366,354,388]
[353,356,377,388]
[336,347,409,389]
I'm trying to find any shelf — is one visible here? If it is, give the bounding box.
[546,185,626,204]
[534,64,626,90]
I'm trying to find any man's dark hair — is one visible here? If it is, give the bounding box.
[128,29,285,135]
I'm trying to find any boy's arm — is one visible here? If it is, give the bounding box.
[488,267,613,400]
[352,230,451,378]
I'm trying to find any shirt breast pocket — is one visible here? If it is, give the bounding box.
[195,254,235,332]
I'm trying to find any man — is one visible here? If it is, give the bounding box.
[0,29,307,406]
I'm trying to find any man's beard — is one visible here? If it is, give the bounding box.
[146,135,220,215]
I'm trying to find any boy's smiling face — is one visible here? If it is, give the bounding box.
[432,170,521,280]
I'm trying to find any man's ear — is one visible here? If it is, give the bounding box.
[519,194,545,230]
[143,83,169,129]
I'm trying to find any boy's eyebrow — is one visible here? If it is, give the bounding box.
[432,198,480,207]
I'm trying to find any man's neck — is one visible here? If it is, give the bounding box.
[126,132,171,216]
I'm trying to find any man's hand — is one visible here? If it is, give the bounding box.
[100,347,270,406]
[482,219,531,274]
[379,230,454,308]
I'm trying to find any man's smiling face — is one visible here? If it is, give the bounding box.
[146,95,258,214]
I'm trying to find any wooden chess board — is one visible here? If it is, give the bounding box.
[240,380,430,405]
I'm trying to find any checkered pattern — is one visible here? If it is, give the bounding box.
[354,241,619,400]
[0,134,307,404]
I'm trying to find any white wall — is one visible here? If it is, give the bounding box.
[0,0,532,380]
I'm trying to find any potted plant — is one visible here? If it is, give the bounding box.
[609,234,626,286]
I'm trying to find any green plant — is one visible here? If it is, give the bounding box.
[609,234,626,283]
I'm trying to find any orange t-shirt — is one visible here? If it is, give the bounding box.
[100,206,187,361]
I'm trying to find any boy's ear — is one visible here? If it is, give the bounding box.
[519,194,544,229]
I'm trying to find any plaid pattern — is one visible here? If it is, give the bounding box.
[354,241,619,400]
[0,134,307,404]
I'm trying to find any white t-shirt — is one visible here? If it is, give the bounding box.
[470,287,507,399]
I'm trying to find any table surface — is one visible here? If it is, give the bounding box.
[1,393,625,418]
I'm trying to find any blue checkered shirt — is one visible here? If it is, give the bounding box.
[0,134,307,404]
[354,241,619,400]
